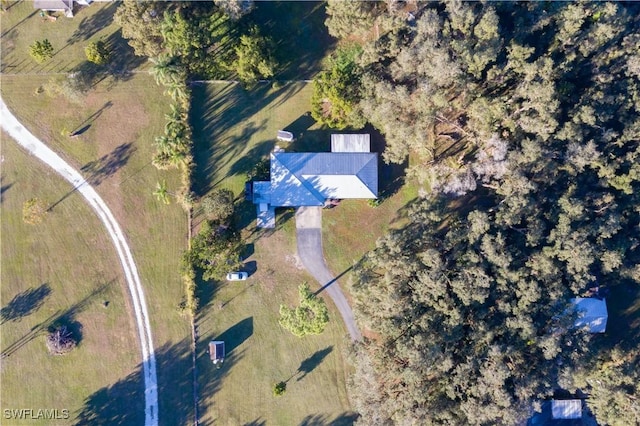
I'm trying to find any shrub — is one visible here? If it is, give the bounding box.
[272,381,287,396]
[45,326,77,355]
[85,40,110,65]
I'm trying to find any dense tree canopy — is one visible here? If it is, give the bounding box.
[116,1,276,82]
[114,1,168,58]
[186,220,243,282]
[311,45,366,130]
[328,1,640,424]
[234,27,276,85]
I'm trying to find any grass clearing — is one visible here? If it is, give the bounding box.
[1,1,147,76]
[2,69,193,423]
[0,136,141,425]
[196,227,356,425]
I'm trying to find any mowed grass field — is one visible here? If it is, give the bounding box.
[2,3,193,417]
[1,72,195,423]
[1,0,147,76]
[0,137,142,424]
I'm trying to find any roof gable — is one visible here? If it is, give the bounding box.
[267,152,377,207]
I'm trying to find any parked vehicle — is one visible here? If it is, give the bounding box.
[226,271,248,281]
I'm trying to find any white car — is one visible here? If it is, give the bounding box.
[226,271,248,281]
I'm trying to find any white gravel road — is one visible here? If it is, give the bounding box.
[1,99,159,426]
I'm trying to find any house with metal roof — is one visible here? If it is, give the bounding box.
[252,134,378,228]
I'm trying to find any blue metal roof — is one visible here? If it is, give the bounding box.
[267,152,378,207]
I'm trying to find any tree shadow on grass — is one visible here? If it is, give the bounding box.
[67,2,118,45]
[75,334,245,425]
[190,81,306,197]
[282,112,316,140]
[214,317,253,355]
[248,1,336,80]
[194,269,221,321]
[295,346,333,382]
[1,282,111,358]
[75,338,202,425]
[196,325,247,426]
[71,101,113,135]
[299,412,360,426]
[0,182,13,204]
[0,283,51,324]
[47,142,135,212]
[81,142,136,186]
[66,28,146,93]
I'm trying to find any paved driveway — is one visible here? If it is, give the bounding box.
[295,207,362,341]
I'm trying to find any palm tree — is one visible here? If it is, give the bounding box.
[165,82,190,106]
[165,121,187,140]
[167,147,189,168]
[154,135,173,154]
[153,180,172,204]
[150,54,182,86]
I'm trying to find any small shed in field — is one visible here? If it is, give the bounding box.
[331,134,371,152]
[551,399,582,420]
[209,341,225,364]
[571,298,608,333]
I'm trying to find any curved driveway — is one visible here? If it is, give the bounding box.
[296,207,362,341]
[1,99,159,426]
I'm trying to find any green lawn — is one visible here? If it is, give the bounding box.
[2,70,193,426]
[0,137,142,425]
[1,1,147,76]
[191,81,334,198]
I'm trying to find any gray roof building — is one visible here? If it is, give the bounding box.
[34,0,74,16]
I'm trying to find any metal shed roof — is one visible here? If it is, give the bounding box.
[34,0,73,11]
[551,399,582,419]
[331,134,371,152]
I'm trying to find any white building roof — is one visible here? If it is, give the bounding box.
[277,130,294,142]
[571,297,608,333]
[331,134,371,152]
[551,399,582,419]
